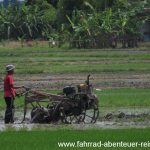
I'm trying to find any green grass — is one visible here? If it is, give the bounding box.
[0,46,150,150]
[96,88,150,107]
[0,88,150,109]
[0,128,150,150]
[0,47,150,74]
[5,62,148,74]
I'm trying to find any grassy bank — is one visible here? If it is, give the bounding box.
[96,88,150,107]
[0,47,150,74]
[0,128,150,150]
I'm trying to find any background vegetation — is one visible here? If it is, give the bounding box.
[0,0,149,48]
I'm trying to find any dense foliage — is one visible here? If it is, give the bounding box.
[0,0,56,40]
[0,0,149,48]
[67,0,148,48]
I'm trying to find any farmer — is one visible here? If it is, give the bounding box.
[3,64,22,124]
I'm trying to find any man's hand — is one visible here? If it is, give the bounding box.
[15,93,20,97]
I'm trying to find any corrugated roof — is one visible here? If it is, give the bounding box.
[144,8,150,12]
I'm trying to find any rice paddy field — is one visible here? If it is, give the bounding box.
[1,128,150,150]
[0,47,150,74]
[0,42,150,150]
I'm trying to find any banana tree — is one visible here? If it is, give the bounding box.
[67,8,118,48]
[0,4,18,39]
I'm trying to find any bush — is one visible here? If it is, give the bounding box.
[0,0,56,40]
[67,1,147,48]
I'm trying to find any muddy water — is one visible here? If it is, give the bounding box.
[0,107,150,131]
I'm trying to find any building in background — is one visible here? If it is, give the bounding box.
[0,0,25,7]
[139,8,150,41]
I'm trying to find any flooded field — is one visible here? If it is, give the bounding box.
[0,107,150,131]
[0,48,149,132]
